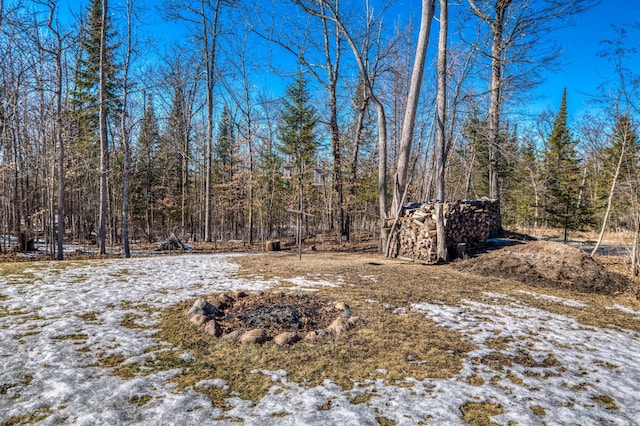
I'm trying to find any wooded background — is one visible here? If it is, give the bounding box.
[0,0,638,263]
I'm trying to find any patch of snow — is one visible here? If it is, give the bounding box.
[195,379,229,391]
[179,353,196,362]
[483,291,513,300]
[283,276,343,289]
[609,304,640,317]
[513,290,588,308]
[412,299,640,424]
[251,369,289,383]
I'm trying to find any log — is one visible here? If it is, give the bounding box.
[265,240,281,251]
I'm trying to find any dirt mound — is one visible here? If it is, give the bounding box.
[452,240,630,295]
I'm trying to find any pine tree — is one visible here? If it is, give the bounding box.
[510,137,541,228]
[277,72,318,259]
[543,89,584,242]
[69,0,119,146]
[216,105,235,183]
[133,95,161,242]
[278,72,319,174]
[68,0,119,252]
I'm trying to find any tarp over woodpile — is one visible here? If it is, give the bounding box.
[452,240,630,295]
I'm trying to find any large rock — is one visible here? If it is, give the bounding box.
[190,314,209,327]
[274,332,301,346]
[221,330,244,342]
[327,316,353,335]
[304,329,331,342]
[204,320,222,337]
[187,306,205,317]
[240,328,268,344]
[193,298,219,316]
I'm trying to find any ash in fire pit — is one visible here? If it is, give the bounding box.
[185,291,360,345]
[240,305,302,329]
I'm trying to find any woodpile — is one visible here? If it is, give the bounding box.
[393,199,501,263]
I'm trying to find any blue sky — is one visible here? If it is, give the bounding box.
[532,0,640,119]
[51,0,639,123]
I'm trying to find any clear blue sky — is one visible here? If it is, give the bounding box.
[53,0,639,122]
[532,0,640,119]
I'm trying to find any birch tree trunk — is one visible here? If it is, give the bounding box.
[393,0,435,214]
[97,0,109,255]
[121,0,134,258]
[468,0,512,203]
[435,0,448,262]
[591,132,626,257]
[43,1,67,260]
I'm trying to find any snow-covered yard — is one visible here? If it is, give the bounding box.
[1,253,640,425]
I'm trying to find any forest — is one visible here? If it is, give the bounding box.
[0,0,639,264]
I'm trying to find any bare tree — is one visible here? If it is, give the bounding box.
[165,0,229,242]
[120,0,138,258]
[293,0,394,248]
[392,0,435,214]
[97,0,109,254]
[591,112,631,257]
[40,0,70,260]
[468,0,595,207]
[434,0,448,262]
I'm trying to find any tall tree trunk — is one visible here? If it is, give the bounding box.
[632,212,640,277]
[121,0,134,258]
[321,6,345,241]
[393,0,436,214]
[97,0,109,255]
[44,2,67,260]
[468,0,512,204]
[372,96,389,248]
[203,0,222,243]
[435,0,448,262]
[347,91,370,240]
[591,134,626,257]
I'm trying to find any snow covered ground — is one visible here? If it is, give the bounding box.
[1,254,640,425]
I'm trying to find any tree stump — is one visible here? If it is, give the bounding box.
[265,240,281,251]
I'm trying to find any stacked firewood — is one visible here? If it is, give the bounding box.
[394,199,500,262]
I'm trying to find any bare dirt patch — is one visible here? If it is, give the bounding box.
[452,241,631,295]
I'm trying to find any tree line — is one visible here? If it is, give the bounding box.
[0,0,638,270]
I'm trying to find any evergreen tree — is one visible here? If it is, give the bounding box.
[69,0,119,145]
[510,137,542,228]
[133,95,161,242]
[278,72,319,174]
[277,72,318,257]
[215,105,235,183]
[462,114,491,199]
[543,89,584,241]
[214,105,241,240]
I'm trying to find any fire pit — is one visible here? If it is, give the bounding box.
[186,291,359,345]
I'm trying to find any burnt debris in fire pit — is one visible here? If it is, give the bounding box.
[185,291,360,345]
[240,305,303,329]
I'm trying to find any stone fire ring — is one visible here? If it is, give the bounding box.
[185,290,360,346]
